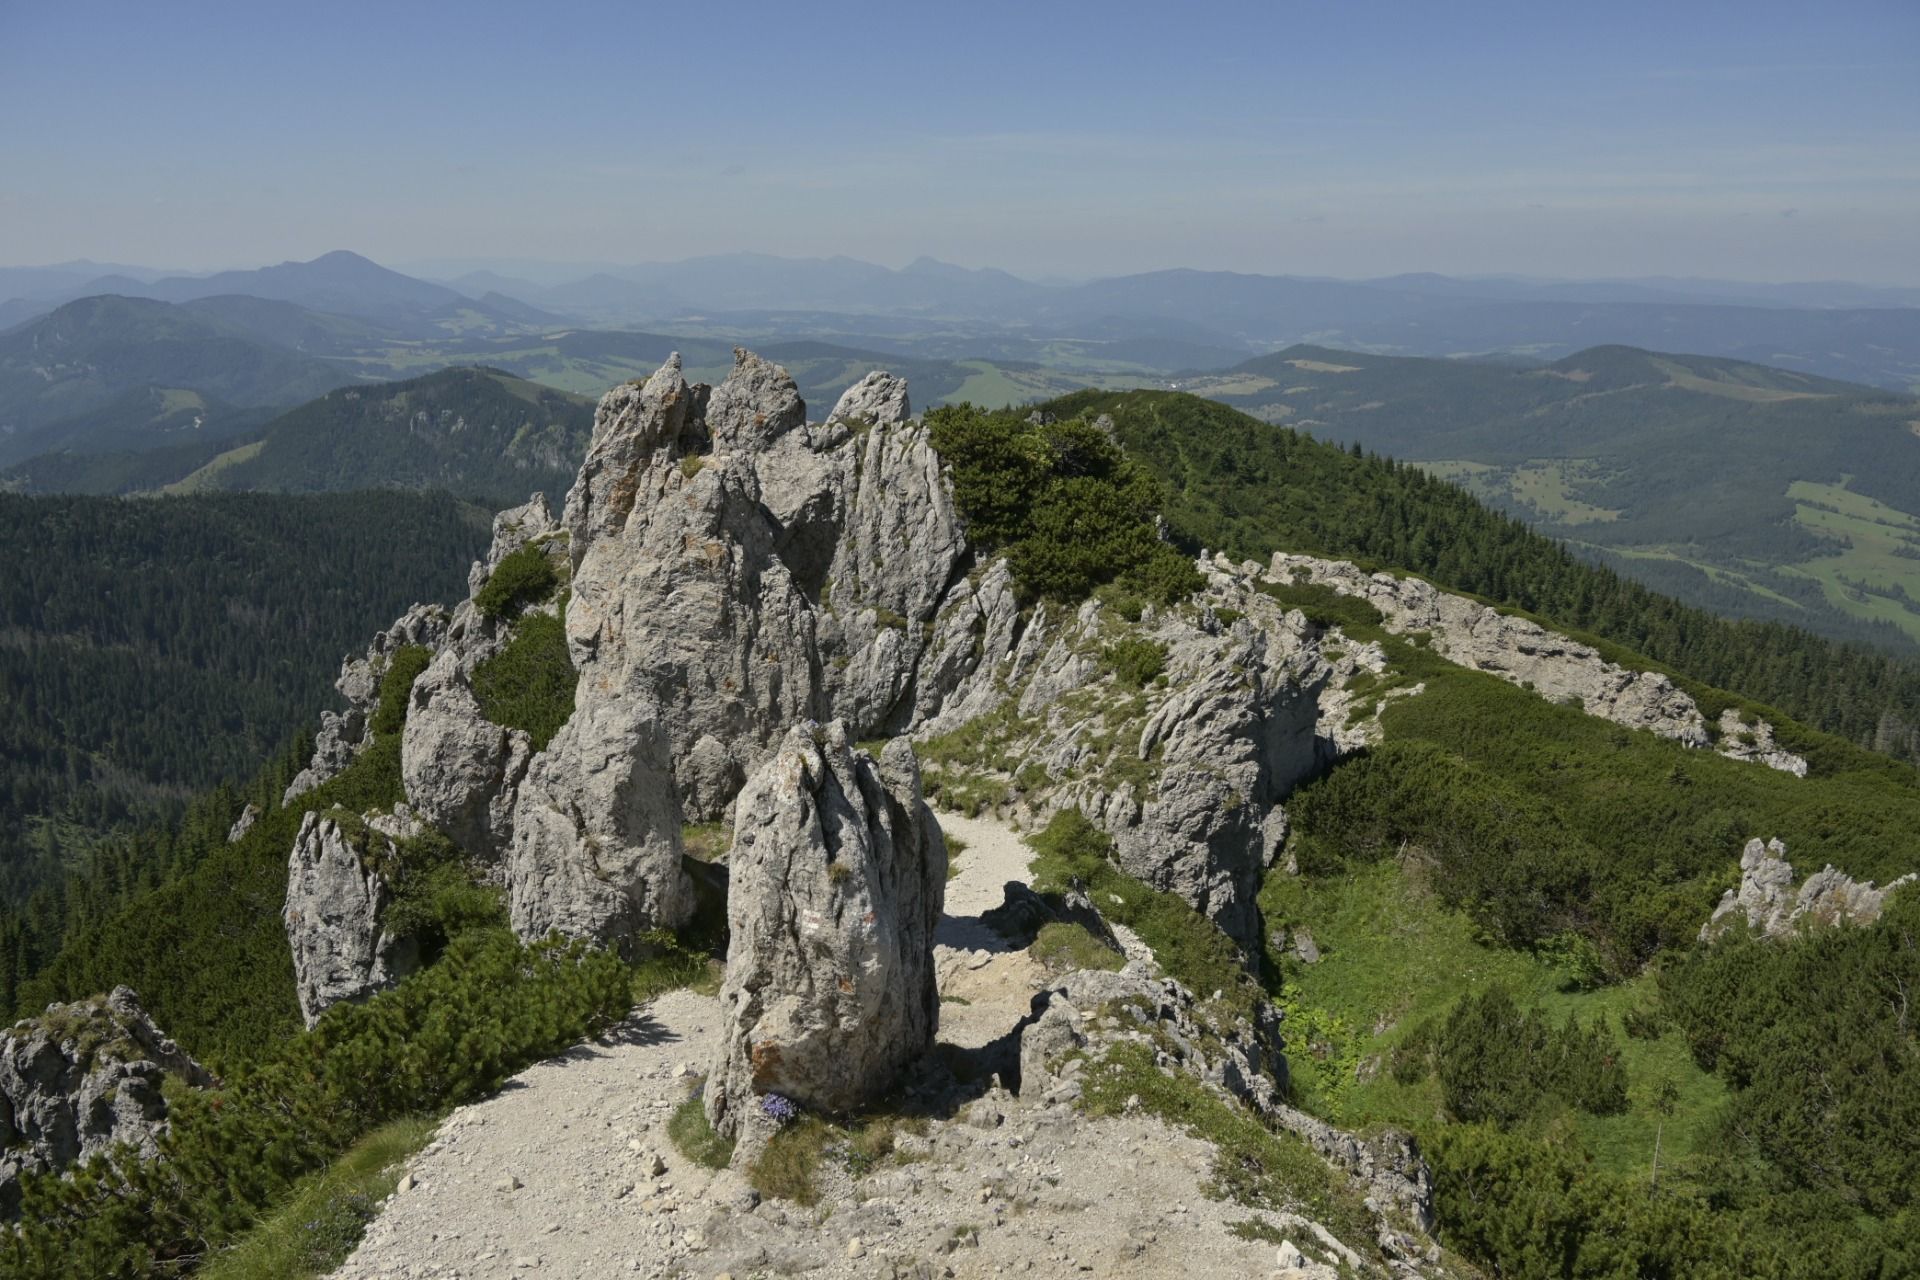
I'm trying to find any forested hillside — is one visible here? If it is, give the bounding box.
[3,368,595,506]
[0,492,490,925]
[0,296,354,463]
[1180,344,1920,647]
[1049,388,1920,766]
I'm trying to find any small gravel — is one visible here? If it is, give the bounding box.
[328,812,1309,1280]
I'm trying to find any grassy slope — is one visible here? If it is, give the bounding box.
[196,1116,437,1280]
[1264,863,1728,1181]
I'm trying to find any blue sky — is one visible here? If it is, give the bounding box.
[3,0,1916,281]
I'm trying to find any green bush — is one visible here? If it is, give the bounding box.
[1663,889,1920,1216]
[470,611,576,750]
[1427,1125,1744,1279]
[1102,636,1167,688]
[1432,986,1628,1126]
[3,929,629,1277]
[367,645,433,737]
[473,544,558,620]
[926,405,1202,606]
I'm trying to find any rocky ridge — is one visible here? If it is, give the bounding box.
[1265,552,1808,774]
[278,348,1860,1276]
[0,988,211,1217]
[329,807,1458,1280]
[1701,836,1916,940]
[285,602,450,803]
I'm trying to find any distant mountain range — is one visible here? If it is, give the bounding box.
[6,248,1920,654]
[1183,343,1920,648]
[4,251,1916,390]
[0,251,561,340]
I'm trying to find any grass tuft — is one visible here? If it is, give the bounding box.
[1031,921,1124,972]
[666,1095,735,1171]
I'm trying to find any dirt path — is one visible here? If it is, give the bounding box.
[329,811,1299,1280]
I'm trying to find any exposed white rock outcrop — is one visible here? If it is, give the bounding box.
[0,987,211,1218]
[466,493,558,599]
[401,663,534,863]
[706,722,945,1147]
[506,697,690,947]
[1713,708,1809,776]
[226,802,261,843]
[1264,552,1809,776]
[284,602,449,802]
[283,810,423,1026]
[910,557,1403,948]
[1268,552,1713,746]
[401,497,571,862]
[828,369,913,428]
[1701,836,1915,941]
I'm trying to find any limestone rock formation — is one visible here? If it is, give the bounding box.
[0,987,211,1217]
[559,349,822,821]
[910,558,1396,948]
[1268,553,1712,748]
[400,498,569,862]
[817,407,968,734]
[285,602,450,802]
[506,699,691,947]
[402,655,534,861]
[284,811,422,1026]
[828,370,913,428]
[705,723,946,1143]
[226,802,261,843]
[1713,709,1809,776]
[1702,837,1915,941]
[467,493,559,598]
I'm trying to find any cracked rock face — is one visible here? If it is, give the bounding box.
[371,349,978,955]
[705,723,945,1141]
[1702,837,1915,940]
[285,602,449,803]
[828,370,912,429]
[283,811,422,1027]
[560,350,974,820]
[402,650,535,862]
[913,560,1389,950]
[0,987,211,1218]
[401,497,569,864]
[506,699,691,948]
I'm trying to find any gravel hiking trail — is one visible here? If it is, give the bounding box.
[327,811,1292,1280]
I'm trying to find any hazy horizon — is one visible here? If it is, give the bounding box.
[4,0,1917,285]
[12,248,1920,295]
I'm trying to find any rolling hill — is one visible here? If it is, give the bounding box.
[4,368,597,508]
[0,295,356,465]
[1178,344,1920,648]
